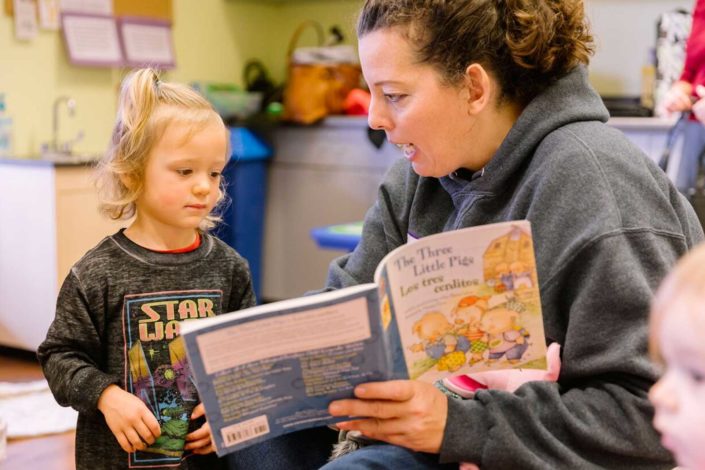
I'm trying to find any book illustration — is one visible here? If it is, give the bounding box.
[378,275,392,331]
[383,224,545,382]
[123,291,223,466]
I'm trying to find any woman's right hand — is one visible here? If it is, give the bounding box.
[97,384,161,453]
[661,81,694,114]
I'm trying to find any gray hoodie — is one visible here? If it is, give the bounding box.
[325,66,703,469]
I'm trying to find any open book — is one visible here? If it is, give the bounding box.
[181,220,547,456]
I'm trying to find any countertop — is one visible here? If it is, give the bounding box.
[301,115,679,130]
[0,115,678,167]
[0,155,99,167]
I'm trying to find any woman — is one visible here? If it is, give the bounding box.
[661,0,705,196]
[317,0,703,469]
[231,1,703,469]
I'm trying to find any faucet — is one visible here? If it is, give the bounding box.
[51,96,77,154]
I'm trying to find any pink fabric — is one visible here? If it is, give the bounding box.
[454,343,562,469]
[680,1,705,91]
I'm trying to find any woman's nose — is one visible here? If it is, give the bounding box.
[367,96,391,131]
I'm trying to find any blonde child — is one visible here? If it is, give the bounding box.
[37,69,256,470]
[649,243,705,470]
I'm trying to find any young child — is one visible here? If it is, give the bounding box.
[37,69,256,470]
[649,243,705,470]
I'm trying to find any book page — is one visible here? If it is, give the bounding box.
[378,221,547,383]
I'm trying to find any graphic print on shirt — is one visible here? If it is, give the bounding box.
[122,290,223,468]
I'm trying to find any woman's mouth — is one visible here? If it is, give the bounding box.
[395,143,416,160]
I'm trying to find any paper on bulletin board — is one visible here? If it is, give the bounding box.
[119,18,175,69]
[61,14,123,67]
[13,0,38,41]
[38,0,59,30]
[58,0,111,15]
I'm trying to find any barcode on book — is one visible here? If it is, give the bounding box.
[222,415,270,447]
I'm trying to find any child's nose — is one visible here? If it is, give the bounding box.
[193,178,211,195]
[649,375,678,413]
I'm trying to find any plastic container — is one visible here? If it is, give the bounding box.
[190,82,263,121]
[214,127,272,302]
[0,94,13,158]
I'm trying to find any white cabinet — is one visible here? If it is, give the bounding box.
[0,161,125,350]
[262,117,400,300]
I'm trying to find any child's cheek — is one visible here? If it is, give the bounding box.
[157,193,182,207]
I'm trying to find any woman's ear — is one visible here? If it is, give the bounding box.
[463,63,492,115]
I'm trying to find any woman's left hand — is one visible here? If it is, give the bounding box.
[328,380,448,453]
[184,403,215,455]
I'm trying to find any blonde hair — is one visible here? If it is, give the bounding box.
[95,68,228,231]
[649,243,705,362]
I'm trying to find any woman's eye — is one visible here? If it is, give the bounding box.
[210,171,222,178]
[176,169,192,176]
[384,93,406,103]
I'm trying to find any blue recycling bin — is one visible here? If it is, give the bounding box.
[215,127,272,303]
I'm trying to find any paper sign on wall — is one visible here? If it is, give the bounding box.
[119,18,175,69]
[13,0,38,41]
[59,0,110,15]
[61,14,123,67]
[38,0,59,30]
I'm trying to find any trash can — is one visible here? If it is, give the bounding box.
[215,127,272,303]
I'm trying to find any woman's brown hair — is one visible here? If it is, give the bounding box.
[357,0,594,105]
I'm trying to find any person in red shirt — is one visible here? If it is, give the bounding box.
[662,0,705,195]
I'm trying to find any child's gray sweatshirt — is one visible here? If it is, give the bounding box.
[38,230,255,469]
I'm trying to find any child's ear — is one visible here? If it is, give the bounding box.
[462,63,491,115]
[120,173,136,190]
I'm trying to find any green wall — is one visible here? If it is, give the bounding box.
[0,0,362,158]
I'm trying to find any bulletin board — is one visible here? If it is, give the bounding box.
[114,0,171,22]
[5,0,172,21]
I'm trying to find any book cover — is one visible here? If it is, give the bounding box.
[181,220,547,456]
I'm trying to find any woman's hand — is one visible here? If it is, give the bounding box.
[184,403,215,455]
[691,85,705,124]
[329,380,448,453]
[661,80,694,115]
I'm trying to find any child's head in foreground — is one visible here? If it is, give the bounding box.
[96,68,229,237]
[649,243,705,470]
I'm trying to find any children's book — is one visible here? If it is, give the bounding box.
[181,220,547,456]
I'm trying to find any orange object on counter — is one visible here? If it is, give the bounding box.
[344,88,371,115]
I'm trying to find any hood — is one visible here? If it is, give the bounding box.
[440,65,609,197]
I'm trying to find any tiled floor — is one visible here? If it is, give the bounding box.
[0,348,75,470]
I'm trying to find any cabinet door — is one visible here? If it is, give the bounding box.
[262,123,401,300]
[0,164,57,350]
[55,167,126,284]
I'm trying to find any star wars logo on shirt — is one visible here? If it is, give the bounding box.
[137,296,218,342]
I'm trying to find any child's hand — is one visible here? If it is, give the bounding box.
[97,384,161,453]
[185,403,215,455]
